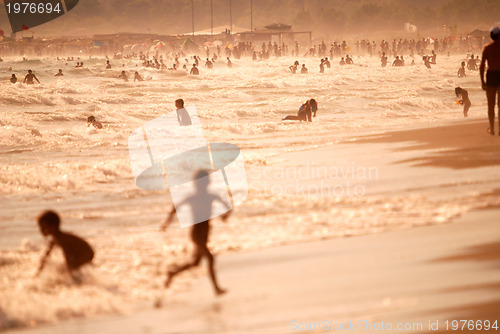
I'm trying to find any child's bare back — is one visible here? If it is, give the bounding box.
[37,210,94,282]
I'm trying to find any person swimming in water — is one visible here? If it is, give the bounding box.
[480,26,500,135]
[300,64,308,74]
[381,52,388,67]
[423,56,431,69]
[106,60,112,69]
[319,59,325,73]
[190,64,199,75]
[455,87,471,117]
[205,58,213,69]
[23,70,40,85]
[134,71,144,82]
[117,70,128,82]
[10,74,17,83]
[55,69,64,77]
[457,62,466,78]
[87,115,103,129]
[467,55,478,71]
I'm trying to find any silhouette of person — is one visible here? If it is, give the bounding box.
[160,169,231,296]
[455,87,471,117]
[480,26,500,135]
[36,210,94,283]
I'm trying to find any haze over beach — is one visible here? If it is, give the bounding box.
[1,0,500,333]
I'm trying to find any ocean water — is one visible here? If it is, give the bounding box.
[1,53,498,330]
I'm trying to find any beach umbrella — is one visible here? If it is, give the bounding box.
[180,38,199,52]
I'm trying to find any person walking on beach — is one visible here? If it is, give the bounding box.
[36,210,94,283]
[175,99,192,126]
[455,87,471,117]
[160,170,231,296]
[23,70,40,85]
[480,26,500,135]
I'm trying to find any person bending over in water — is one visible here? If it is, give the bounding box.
[10,74,17,83]
[36,210,94,283]
[117,70,128,82]
[455,87,471,117]
[23,70,40,85]
[282,99,318,121]
[457,62,466,78]
[480,26,500,135]
[160,169,231,296]
[87,115,103,129]
[55,69,64,77]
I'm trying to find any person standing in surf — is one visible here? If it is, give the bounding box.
[23,70,40,85]
[480,26,500,135]
[160,170,231,296]
[455,87,471,117]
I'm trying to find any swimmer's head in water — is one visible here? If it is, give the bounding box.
[491,26,500,41]
[87,116,95,123]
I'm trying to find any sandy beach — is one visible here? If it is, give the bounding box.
[4,118,499,334]
[6,208,499,334]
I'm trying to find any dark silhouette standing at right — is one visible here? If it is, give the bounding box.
[480,26,500,135]
[160,170,231,296]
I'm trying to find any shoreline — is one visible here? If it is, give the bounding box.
[2,117,500,332]
[6,206,500,334]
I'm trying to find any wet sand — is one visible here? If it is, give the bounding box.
[6,118,500,334]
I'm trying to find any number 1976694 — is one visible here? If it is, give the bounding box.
[5,2,62,14]
[445,320,498,331]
